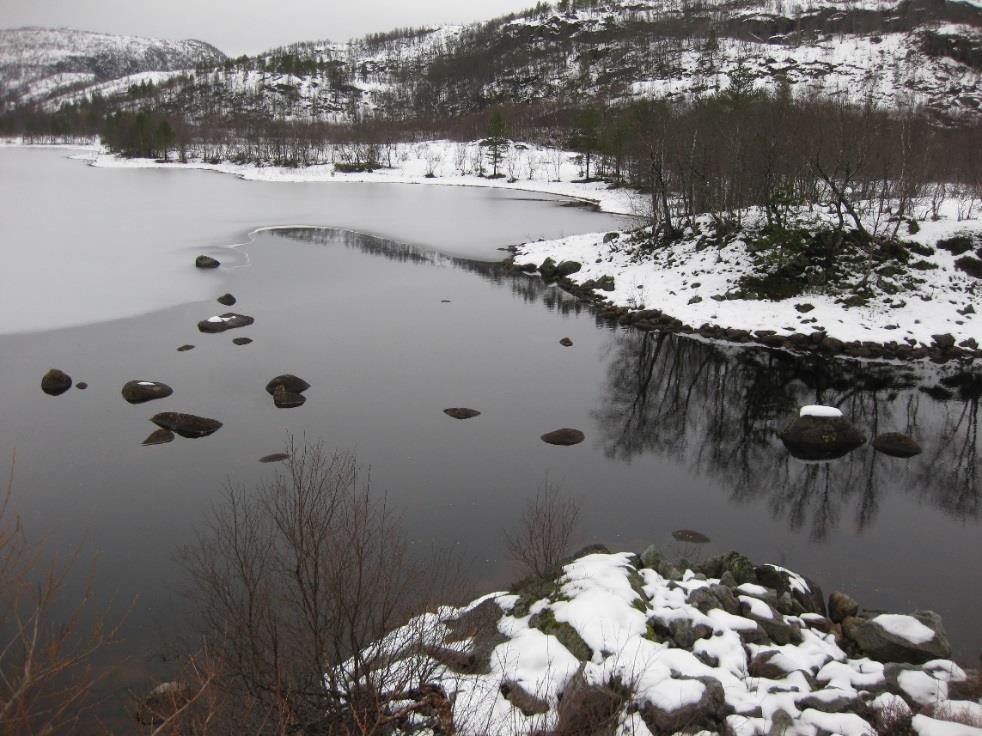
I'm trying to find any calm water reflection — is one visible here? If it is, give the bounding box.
[1,214,979,694]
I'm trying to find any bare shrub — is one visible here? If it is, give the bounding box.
[177,439,460,735]
[0,454,118,735]
[504,479,581,579]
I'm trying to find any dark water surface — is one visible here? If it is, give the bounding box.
[0,152,979,691]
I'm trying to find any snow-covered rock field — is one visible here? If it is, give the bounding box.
[358,548,981,736]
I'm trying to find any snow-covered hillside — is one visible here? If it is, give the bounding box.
[0,27,225,111]
[23,0,974,123]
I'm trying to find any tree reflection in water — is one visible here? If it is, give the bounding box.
[595,329,979,541]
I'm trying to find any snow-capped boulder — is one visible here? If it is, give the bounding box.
[779,414,866,461]
[197,312,254,333]
[847,612,952,664]
[121,380,173,404]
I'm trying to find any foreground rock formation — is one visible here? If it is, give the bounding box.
[360,548,978,736]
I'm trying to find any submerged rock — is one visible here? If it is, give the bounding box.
[259,453,290,463]
[41,368,72,396]
[197,313,254,333]
[232,337,253,346]
[142,428,175,446]
[265,374,310,396]
[779,414,865,461]
[122,380,173,404]
[177,344,195,352]
[540,428,585,446]
[872,432,922,458]
[217,293,236,306]
[444,407,481,420]
[272,385,306,409]
[672,529,711,544]
[195,255,220,269]
[151,412,222,439]
[76,382,88,390]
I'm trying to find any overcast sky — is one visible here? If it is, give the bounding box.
[2,0,543,55]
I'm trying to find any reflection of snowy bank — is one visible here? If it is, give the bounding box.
[359,549,980,736]
[514,205,982,355]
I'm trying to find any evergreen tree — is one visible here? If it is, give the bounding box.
[482,110,510,178]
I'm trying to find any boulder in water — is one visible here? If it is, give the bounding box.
[272,385,306,408]
[217,293,236,306]
[197,313,254,333]
[177,344,195,352]
[232,337,253,346]
[151,412,222,438]
[779,414,865,461]
[259,453,290,463]
[265,374,310,396]
[559,337,573,347]
[672,529,711,544]
[122,380,173,404]
[195,255,220,269]
[541,428,585,446]
[142,428,175,446]
[444,408,481,420]
[41,369,72,396]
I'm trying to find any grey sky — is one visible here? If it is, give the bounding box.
[1,0,543,55]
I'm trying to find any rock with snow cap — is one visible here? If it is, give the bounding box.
[847,612,951,664]
[197,312,254,333]
[121,380,173,404]
[779,413,865,461]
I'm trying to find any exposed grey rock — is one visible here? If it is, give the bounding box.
[779,414,866,461]
[41,368,72,395]
[195,255,220,269]
[151,412,222,438]
[122,380,173,404]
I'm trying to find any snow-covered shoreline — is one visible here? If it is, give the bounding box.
[513,209,982,361]
[8,140,981,359]
[358,547,981,736]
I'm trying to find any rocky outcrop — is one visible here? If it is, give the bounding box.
[41,368,72,395]
[150,412,222,438]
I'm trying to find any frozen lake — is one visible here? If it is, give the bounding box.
[1,148,979,684]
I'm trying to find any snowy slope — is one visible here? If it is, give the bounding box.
[79,0,980,122]
[0,27,225,111]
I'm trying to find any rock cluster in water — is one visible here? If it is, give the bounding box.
[368,548,976,736]
[780,406,921,462]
